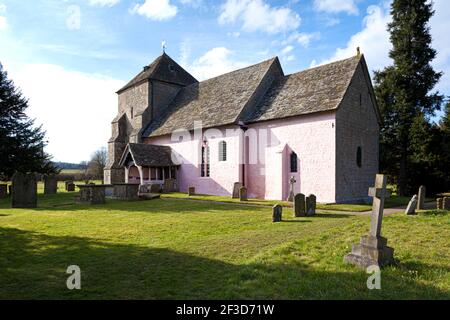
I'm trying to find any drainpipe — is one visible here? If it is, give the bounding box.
[239,121,248,187]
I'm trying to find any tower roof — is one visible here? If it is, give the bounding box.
[117,53,198,93]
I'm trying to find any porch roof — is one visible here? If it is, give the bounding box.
[119,143,178,167]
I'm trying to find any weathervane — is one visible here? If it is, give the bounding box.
[162,40,167,53]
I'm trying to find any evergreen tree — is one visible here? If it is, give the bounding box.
[0,63,57,180]
[374,0,443,195]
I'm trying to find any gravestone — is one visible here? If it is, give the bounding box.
[272,205,282,223]
[0,184,7,199]
[188,186,195,196]
[163,179,175,193]
[113,184,139,201]
[293,193,306,217]
[76,185,108,205]
[417,185,426,210]
[239,186,248,201]
[44,175,58,195]
[306,194,317,216]
[405,195,418,215]
[344,174,394,269]
[8,185,12,195]
[67,183,75,192]
[11,172,37,208]
[287,176,296,202]
[232,182,243,199]
[444,197,450,210]
[65,181,74,191]
[150,184,162,194]
[437,198,443,210]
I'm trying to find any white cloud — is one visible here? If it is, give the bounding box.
[4,62,125,163]
[0,3,8,30]
[132,0,178,21]
[219,0,301,34]
[320,4,392,73]
[283,31,321,48]
[66,5,82,30]
[186,47,248,81]
[313,0,359,15]
[88,0,120,7]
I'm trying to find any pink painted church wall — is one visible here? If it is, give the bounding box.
[145,111,337,203]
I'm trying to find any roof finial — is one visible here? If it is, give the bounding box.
[356,47,361,57]
[161,40,167,54]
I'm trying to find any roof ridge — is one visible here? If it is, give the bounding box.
[286,55,361,77]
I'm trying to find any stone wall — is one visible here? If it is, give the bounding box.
[335,61,380,203]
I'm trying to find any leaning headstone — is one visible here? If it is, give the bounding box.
[67,183,75,192]
[44,175,58,195]
[405,195,418,215]
[0,184,7,199]
[150,184,162,194]
[11,172,37,208]
[293,193,306,217]
[287,176,296,202]
[306,194,317,216]
[437,198,443,210]
[239,186,248,201]
[344,174,394,269]
[232,182,243,199]
[272,205,282,223]
[76,185,106,205]
[417,185,426,210]
[188,186,195,196]
[113,184,139,201]
[444,197,450,210]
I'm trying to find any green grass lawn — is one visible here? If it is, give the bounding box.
[0,190,449,300]
[161,192,417,212]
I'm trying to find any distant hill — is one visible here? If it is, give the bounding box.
[54,162,86,170]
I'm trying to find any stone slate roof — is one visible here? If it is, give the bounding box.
[142,55,364,138]
[143,57,277,137]
[119,143,177,167]
[245,56,361,123]
[117,53,198,93]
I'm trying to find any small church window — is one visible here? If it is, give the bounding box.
[218,141,227,162]
[357,147,362,168]
[290,152,298,173]
[201,140,210,177]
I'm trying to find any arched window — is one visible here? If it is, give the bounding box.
[218,141,227,162]
[356,147,362,168]
[290,152,298,173]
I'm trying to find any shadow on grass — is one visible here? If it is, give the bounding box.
[0,227,448,300]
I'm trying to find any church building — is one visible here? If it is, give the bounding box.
[104,50,380,203]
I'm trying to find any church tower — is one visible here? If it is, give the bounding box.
[104,53,198,184]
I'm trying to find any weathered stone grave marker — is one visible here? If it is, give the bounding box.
[188,186,195,196]
[293,193,306,217]
[417,185,426,210]
[344,174,394,269]
[405,195,418,215]
[163,178,176,193]
[11,172,37,208]
[67,183,75,192]
[44,175,58,195]
[306,194,317,216]
[287,176,296,202]
[239,186,248,201]
[272,204,282,223]
[65,181,74,191]
[437,198,443,210]
[444,197,450,210]
[232,182,242,199]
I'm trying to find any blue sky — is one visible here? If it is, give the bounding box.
[0,0,449,162]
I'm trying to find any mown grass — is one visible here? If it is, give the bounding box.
[161,192,416,212]
[0,191,449,300]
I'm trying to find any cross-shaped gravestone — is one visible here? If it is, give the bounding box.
[344,174,395,269]
[287,176,296,202]
[368,174,391,238]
